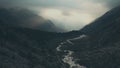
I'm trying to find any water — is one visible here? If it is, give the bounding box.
[56,35,87,68]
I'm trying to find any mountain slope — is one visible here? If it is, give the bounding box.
[81,6,120,35]
[0,21,83,68]
[61,6,120,68]
[0,8,65,32]
[0,24,61,68]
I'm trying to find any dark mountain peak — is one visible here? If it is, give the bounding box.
[0,8,65,32]
[81,6,120,35]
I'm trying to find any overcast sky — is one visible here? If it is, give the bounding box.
[0,0,120,31]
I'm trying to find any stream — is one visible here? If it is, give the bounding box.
[56,35,87,68]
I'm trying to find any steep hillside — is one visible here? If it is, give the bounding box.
[0,21,83,68]
[0,24,62,68]
[61,6,120,68]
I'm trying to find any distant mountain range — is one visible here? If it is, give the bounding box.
[0,6,120,68]
[0,8,65,32]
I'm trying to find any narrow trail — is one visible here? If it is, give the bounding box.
[56,35,87,68]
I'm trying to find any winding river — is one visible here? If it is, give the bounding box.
[56,35,87,68]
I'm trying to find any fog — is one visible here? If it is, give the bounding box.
[0,0,120,31]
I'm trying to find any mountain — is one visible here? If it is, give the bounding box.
[0,23,62,68]
[61,6,120,68]
[1,6,120,68]
[81,6,120,35]
[0,8,65,32]
[0,20,83,68]
[36,20,65,32]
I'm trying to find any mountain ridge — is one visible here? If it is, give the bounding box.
[63,5,120,68]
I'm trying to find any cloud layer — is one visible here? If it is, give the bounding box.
[1,0,120,8]
[0,0,119,31]
[0,8,66,32]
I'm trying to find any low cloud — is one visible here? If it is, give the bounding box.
[0,8,65,32]
[0,0,119,9]
[0,0,119,31]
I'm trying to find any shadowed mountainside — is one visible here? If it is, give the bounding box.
[62,6,120,68]
[0,8,65,32]
[0,21,82,68]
